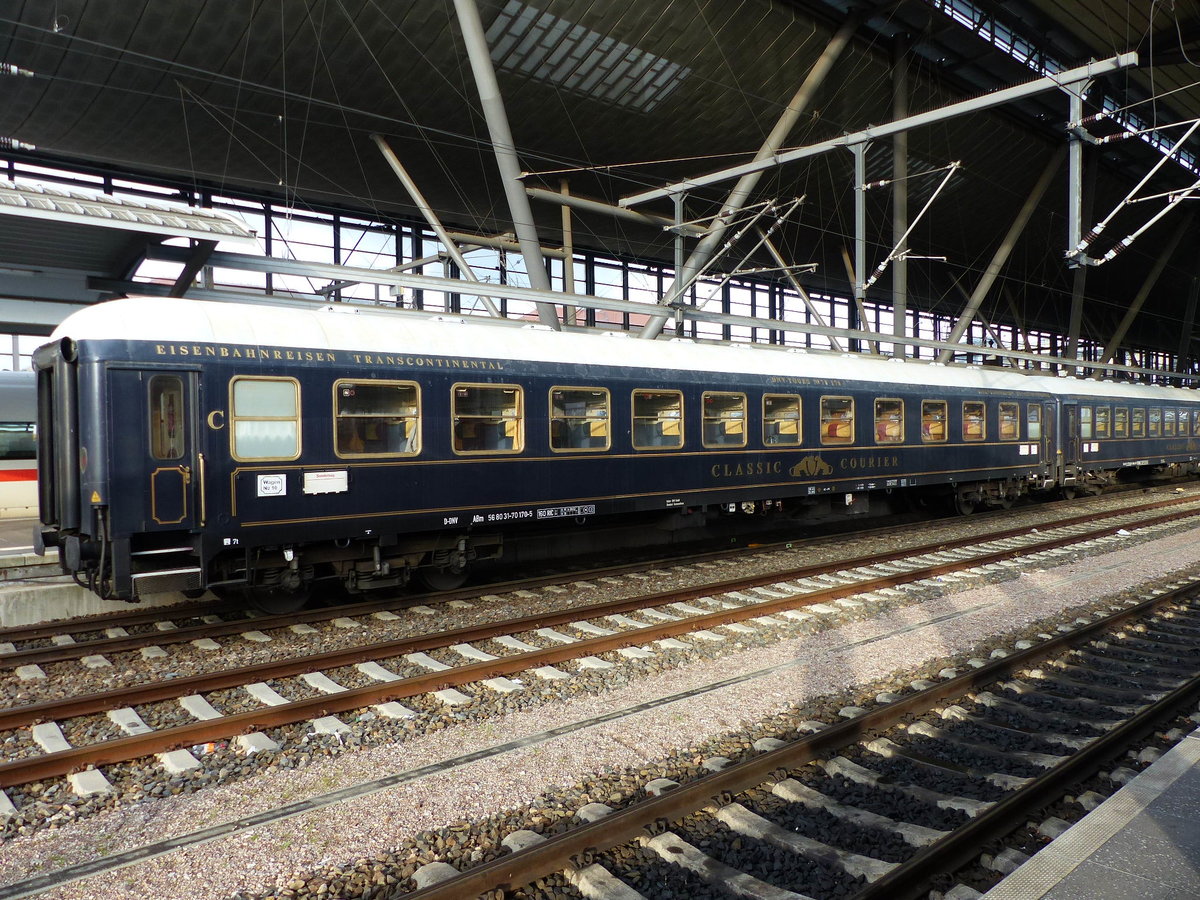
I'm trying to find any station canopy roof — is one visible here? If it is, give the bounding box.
[1,0,1199,355]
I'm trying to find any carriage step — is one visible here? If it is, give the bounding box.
[131,547,195,557]
[130,567,204,598]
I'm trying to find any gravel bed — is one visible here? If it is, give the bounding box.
[57,713,122,748]
[2,515,1200,898]
[0,729,41,761]
[597,846,740,899]
[992,685,1123,720]
[938,719,1076,756]
[900,734,1047,779]
[744,787,915,862]
[788,766,970,831]
[960,700,1106,738]
[676,811,864,898]
[842,746,1008,802]
[133,701,197,732]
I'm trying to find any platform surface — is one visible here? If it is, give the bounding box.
[0,515,36,556]
[984,724,1200,899]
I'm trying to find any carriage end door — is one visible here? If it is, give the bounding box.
[1062,402,1080,468]
[109,369,199,532]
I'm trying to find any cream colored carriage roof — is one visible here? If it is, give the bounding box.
[52,297,1198,404]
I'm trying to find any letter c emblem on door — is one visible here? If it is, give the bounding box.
[206,410,226,430]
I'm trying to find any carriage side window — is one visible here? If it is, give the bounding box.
[1164,408,1177,436]
[334,380,420,458]
[230,377,300,461]
[1095,406,1110,439]
[0,422,35,460]
[452,384,523,454]
[998,402,1019,440]
[1114,408,1128,438]
[1132,408,1146,437]
[632,390,683,449]
[962,401,985,441]
[820,396,854,445]
[550,387,610,452]
[763,394,801,445]
[1180,410,1191,436]
[874,398,903,444]
[921,400,947,443]
[1027,404,1042,440]
[149,375,184,460]
[1149,408,1161,436]
[702,392,747,448]
[1079,406,1093,439]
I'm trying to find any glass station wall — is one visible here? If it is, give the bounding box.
[0,154,1184,379]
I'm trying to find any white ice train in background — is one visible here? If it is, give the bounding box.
[0,370,37,519]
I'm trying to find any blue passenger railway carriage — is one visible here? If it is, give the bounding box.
[32,298,1200,611]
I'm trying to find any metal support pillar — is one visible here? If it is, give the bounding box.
[638,14,859,339]
[451,0,559,329]
[1065,148,1096,363]
[168,240,217,297]
[672,193,686,334]
[1098,208,1195,367]
[1176,265,1200,377]
[372,135,503,317]
[1067,83,1087,262]
[560,180,576,326]
[852,141,869,353]
[937,146,1064,363]
[892,36,909,355]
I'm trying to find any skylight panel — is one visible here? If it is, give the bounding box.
[485,1,689,113]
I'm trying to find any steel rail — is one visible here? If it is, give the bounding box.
[3,494,1196,668]
[399,582,1200,900]
[0,507,1196,788]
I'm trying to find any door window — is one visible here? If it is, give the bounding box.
[149,375,185,460]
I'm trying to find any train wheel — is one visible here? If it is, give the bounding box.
[1060,486,1077,500]
[954,494,976,515]
[417,567,469,591]
[214,584,311,615]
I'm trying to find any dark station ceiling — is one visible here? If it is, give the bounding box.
[1,0,1200,358]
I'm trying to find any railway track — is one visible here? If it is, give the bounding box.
[3,491,1199,670]
[1,486,1193,657]
[397,580,1200,900]
[1,498,1198,808]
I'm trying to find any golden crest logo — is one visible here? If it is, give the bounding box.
[790,455,833,477]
